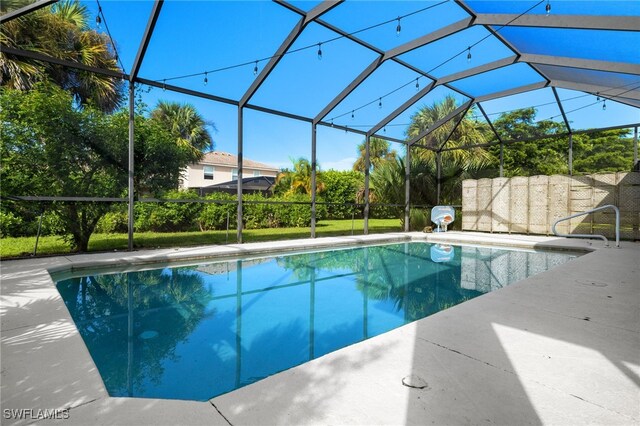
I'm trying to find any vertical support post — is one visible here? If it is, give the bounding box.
[235,260,242,388]
[436,151,442,205]
[404,145,411,232]
[568,133,573,176]
[364,134,371,234]
[237,107,244,243]
[311,123,317,238]
[634,126,638,170]
[126,274,134,397]
[499,141,504,177]
[127,82,135,251]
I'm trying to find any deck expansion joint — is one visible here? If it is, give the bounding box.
[210,401,234,426]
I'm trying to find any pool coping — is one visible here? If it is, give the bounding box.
[1,232,637,425]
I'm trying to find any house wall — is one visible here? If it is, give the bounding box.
[462,172,640,240]
[181,164,278,188]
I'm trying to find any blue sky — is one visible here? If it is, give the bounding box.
[87,0,639,170]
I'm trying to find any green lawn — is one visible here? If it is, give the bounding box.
[0,218,401,259]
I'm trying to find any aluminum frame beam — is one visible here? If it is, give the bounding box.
[240,0,342,107]
[0,0,57,24]
[519,54,640,76]
[1,45,126,79]
[475,81,548,103]
[438,101,473,151]
[474,13,640,32]
[130,0,164,81]
[369,82,436,137]
[552,87,572,134]
[408,100,474,146]
[549,80,640,103]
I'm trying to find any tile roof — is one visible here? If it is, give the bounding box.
[199,151,279,171]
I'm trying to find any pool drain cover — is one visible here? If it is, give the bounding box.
[402,374,428,389]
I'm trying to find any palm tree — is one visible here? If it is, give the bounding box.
[353,137,397,172]
[0,0,124,111]
[407,95,492,167]
[276,157,326,196]
[150,101,215,158]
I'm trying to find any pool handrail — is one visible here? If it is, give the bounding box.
[552,204,620,248]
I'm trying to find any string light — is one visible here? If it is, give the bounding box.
[253,61,258,76]
[396,17,402,36]
[96,6,102,27]
[602,100,607,110]
[415,78,420,91]
[596,92,600,102]
[162,79,166,91]
[383,126,387,133]
[467,47,472,63]
[204,72,208,86]
[378,98,382,109]
[317,43,323,60]
[351,110,355,120]
[545,0,551,15]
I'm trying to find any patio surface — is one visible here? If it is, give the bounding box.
[1,232,638,425]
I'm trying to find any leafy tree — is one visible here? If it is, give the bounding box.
[0,82,125,250]
[353,137,397,172]
[321,170,364,219]
[0,0,124,111]
[489,108,568,176]
[572,129,635,174]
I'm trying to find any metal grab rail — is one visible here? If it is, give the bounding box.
[552,204,620,248]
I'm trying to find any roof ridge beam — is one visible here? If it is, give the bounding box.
[519,54,640,76]
[549,80,640,107]
[475,81,548,103]
[0,0,57,24]
[240,0,343,107]
[474,13,640,32]
[408,100,474,146]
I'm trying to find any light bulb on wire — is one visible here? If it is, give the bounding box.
[96,8,102,28]
[467,47,472,63]
[317,43,323,60]
[596,92,600,102]
[253,61,258,76]
[415,78,420,91]
[602,100,607,111]
[204,72,208,86]
[351,110,355,120]
[396,17,401,36]
[545,0,551,15]
[162,79,166,92]
[378,98,382,109]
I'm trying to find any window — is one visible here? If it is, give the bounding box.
[253,170,260,177]
[203,165,214,180]
[232,168,238,180]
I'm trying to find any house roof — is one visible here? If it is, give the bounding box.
[204,175,276,191]
[200,151,279,172]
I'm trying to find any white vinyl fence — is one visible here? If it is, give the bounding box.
[462,172,640,240]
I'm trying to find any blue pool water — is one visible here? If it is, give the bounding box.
[56,242,577,401]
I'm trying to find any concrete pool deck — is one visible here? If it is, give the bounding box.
[1,232,638,425]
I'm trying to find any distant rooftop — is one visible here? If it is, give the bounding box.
[200,151,279,171]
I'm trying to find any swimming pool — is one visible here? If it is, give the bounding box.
[56,242,577,401]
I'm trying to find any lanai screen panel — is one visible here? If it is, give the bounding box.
[80,0,154,73]
[398,25,515,79]
[320,0,469,52]
[555,88,640,131]
[138,1,300,101]
[250,22,379,118]
[449,63,545,98]
[322,61,425,130]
